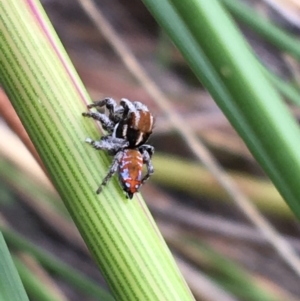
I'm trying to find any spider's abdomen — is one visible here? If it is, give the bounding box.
[118,149,143,199]
[115,110,154,147]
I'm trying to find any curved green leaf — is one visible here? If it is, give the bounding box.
[0,1,194,300]
[141,0,300,218]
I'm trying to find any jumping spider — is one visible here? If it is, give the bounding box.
[82,97,155,199]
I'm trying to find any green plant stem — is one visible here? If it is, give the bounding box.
[0,1,194,300]
[13,256,64,301]
[141,0,300,218]
[220,0,300,60]
[263,68,300,106]
[1,227,114,301]
[220,0,300,106]
[0,232,29,301]
[171,236,282,301]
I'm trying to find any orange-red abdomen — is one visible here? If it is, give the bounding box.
[118,149,143,199]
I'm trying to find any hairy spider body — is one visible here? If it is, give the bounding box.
[83,98,155,198]
[83,97,154,147]
[114,107,153,147]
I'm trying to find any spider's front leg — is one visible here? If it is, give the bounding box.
[87,97,116,110]
[82,111,115,133]
[88,97,124,123]
[96,151,123,194]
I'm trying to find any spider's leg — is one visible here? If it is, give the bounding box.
[100,136,129,151]
[139,144,154,157]
[88,98,124,123]
[85,136,128,153]
[140,147,154,185]
[120,98,136,115]
[96,151,123,194]
[82,111,115,133]
[103,98,124,122]
[87,97,116,110]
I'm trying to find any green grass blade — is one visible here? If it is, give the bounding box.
[0,232,29,301]
[13,256,64,301]
[221,0,300,106]
[170,235,282,301]
[263,68,300,106]
[218,0,300,106]
[192,242,281,301]
[141,0,300,217]
[0,1,194,300]
[220,0,300,60]
[1,227,114,301]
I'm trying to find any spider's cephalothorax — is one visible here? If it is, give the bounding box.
[83,97,154,148]
[82,98,155,198]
